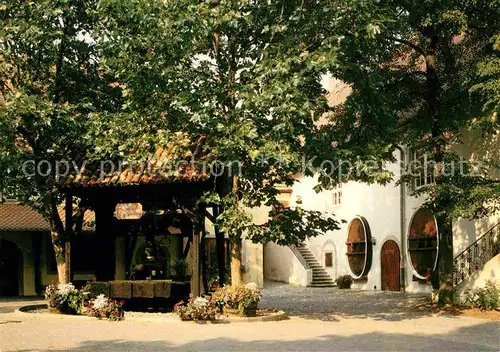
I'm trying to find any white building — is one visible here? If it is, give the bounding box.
[263,79,500,295]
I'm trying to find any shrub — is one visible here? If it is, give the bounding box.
[174,296,219,321]
[464,281,500,311]
[172,258,190,279]
[336,275,353,289]
[44,283,83,314]
[87,294,125,321]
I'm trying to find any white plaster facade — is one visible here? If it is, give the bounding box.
[263,154,499,293]
[262,77,500,293]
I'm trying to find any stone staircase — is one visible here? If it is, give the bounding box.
[296,243,336,287]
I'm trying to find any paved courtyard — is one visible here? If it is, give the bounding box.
[1,282,499,351]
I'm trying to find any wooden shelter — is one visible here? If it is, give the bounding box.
[58,140,231,297]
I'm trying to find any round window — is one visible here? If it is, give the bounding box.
[407,208,438,279]
[346,216,372,279]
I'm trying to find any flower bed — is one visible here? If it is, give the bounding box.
[44,282,124,321]
[45,283,83,314]
[213,282,261,317]
[87,294,125,321]
[173,296,219,321]
[173,282,262,321]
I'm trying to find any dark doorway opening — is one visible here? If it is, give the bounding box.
[0,239,23,296]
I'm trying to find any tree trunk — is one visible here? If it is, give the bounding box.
[51,230,70,284]
[438,217,454,307]
[230,238,243,286]
[422,29,454,306]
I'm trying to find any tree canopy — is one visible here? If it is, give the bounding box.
[1,0,498,293]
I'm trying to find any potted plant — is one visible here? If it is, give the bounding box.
[172,258,190,282]
[44,282,83,314]
[336,275,353,289]
[240,283,261,317]
[213,283,261,317]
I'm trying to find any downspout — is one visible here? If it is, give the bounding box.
[395,146,406,292]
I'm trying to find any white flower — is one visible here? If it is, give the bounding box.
[245,282,260,293]
[92,294,109,310]
[57,283,77,296]
[193,297,208,308]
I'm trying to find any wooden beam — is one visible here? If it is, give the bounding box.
[190,225,200,297]
[95,202,116,281]
[213,205,226,286]
[65,194,72,283]
[203,209,216,224]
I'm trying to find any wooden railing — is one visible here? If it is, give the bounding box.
[453,223,500,286]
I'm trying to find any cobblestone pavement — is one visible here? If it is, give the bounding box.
[1,283,499,351]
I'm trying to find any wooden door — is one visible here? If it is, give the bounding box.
[381,240,400,291]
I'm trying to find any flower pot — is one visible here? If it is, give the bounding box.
[243,301,258,317]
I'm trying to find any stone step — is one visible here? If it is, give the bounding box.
[312,268,328,275]
[307,283,337,287]
[312,272,330,277]
[312,277,333,282]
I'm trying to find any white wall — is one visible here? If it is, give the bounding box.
[454,254,500,303]
[264,242,312,286]
[263,151,438,293]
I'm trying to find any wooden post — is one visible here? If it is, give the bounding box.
[65,193,72,283]
[213,205,226,286]
[190,224,200,297]
[95,202,116,281]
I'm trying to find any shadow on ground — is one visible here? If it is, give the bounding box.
[259,281,439,322]
[18,321,499,351]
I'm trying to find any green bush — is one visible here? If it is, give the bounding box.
[336,275,353,289]
[44,283,83,314]
[464,281,500,311]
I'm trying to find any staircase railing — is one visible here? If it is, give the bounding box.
[453,223,500,286]
[289,244,311,270]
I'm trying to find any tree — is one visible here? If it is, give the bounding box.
[0,0,121,283]
[314,0,500,305]
[91,0,357,285]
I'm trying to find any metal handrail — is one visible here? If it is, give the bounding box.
[453,222,500,286]
[453,223,500,260]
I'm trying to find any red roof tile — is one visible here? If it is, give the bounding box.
[60,137,212,188]
[0,203,95,232]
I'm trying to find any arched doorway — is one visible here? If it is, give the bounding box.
[381,240,400,291]
[0,239,23,296]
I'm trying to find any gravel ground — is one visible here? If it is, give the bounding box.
[259,281,430,321]
[1,284,499,351]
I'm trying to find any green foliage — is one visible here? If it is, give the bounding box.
[44,282,83,314]
[0,0,122,246]
[464,281,500,311]
[212,282,261,315]
[91,0,346,245]
[335,275,353,289]
[172,258,190,278]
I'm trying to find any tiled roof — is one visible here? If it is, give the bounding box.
[0,203,49,231]
[61,137,212,188]
[0,203,95,232]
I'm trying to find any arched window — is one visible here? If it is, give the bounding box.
[407,208,438,279]
[346,216,372,279]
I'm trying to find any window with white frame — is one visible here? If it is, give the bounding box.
[408,149,435,188]
[332,183,342,206]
